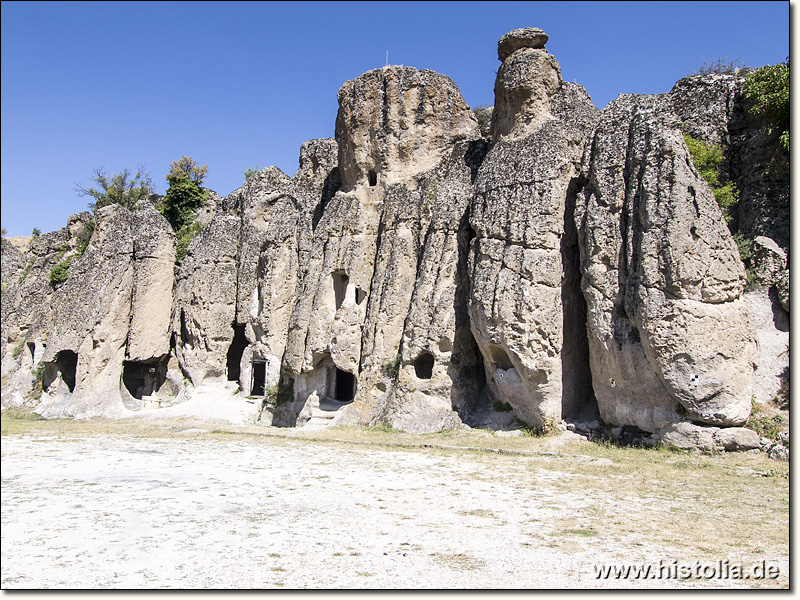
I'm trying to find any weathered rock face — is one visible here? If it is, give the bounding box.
[491,47,562,140]
[1,203,179,417]
[173,215,240,386]
[283,66,486,433]
[0,28,785,445]
[127,200,176,362]
[469,32,600,427]
[576,93,757,429]
[335,66,479,191]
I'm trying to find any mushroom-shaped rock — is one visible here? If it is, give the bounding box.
[498,28,548,61]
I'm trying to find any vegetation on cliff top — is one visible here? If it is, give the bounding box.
[77,165,155,213]
[743,59,789,154]
[157,155,210,261]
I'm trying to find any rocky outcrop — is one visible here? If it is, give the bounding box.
[0,28,786,450]
[173,215,240,386]
[577,93,757,430]
[335,67,478,191]
[284,65,484,433]
[0,203,180,417]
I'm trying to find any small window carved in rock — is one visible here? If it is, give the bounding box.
[356,287,366,305]
[368,170,378,187]
[489,345,514,371]
[332,270,349,310]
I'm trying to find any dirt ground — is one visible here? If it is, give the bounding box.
[0,405,790,589]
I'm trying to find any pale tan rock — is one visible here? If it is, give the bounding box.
[744,290,789,405]
[491,48,562,140]
[576,93,758,430]
[173,215,240,385]
[126,200,175,362]
[714,427,761,451]
[335,66,479,192]
[497,28,549,61]
[469,43,599,428]
[659,422,720,452]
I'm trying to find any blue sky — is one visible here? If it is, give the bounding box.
[1,1,790,237]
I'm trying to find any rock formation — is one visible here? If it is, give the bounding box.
[1,28,788,449]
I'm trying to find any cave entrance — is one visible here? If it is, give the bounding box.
[368,169,378,187]
[122,358,167,400]
[335,368,355,402]
[251,361,266,396]
[226,323,247,382]
[414,352,434,379]
[43,349,78,393]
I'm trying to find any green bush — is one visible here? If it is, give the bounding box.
[158,179,209,233]
[49,256,73,285]
[243,166,261,181]
[46,223,95,286]
[382,354,402,379]
[175,220,205,262]
[683,133,740,226]
[17,257,35,283]
[743,60,789,153]
[158,156,209,264]
[75,221,95,255]
[262,382,294,407]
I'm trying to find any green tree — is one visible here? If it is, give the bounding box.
[158,156,210,261]
[76,165,154,213]
[743,59,789,153]
[31,228,41,237]
[243,166,261,181]
[166,154,209,184]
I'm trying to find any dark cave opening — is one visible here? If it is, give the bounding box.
[251,361,266,396]
[335,368,356,402]
[413,352,434,380]
[561,177,597,419]
[332,270,349,310]
[43,349,78,393]
[226,323,248,382]
[122,357,168,400]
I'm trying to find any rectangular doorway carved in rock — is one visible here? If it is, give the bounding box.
[335,368,355,402]
[251,361,266,396]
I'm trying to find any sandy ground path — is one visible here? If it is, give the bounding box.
[1,430,788,589]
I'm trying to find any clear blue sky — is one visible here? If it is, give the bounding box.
[1,1,790,237]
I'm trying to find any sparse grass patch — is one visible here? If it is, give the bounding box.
[431,552,486,571]
[557,528,598,537]
[745,401,787,440]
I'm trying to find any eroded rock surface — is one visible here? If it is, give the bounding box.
[576,93,757,430]
[0,28,785,448]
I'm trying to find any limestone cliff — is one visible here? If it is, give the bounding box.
[0,28,788,446]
